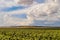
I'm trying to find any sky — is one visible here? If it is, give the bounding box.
[0,0,60,27]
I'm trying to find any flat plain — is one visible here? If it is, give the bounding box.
[0,27,60,40]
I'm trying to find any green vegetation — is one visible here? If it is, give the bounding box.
[0,28,60,40]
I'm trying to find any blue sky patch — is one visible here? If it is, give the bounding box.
[11,13,27,19]
[1,6,25,12]
[36,0,45,3]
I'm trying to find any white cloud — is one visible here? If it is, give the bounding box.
[0,0,20,8]
[3,13,34,26]
[0,0,37,26]
[0,0,60,26]
[0,0,36,8]
[18,0,34,5]
[26,0,60,25]
[27,3,59,21]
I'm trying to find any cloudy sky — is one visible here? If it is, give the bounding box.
[0,0,60,26]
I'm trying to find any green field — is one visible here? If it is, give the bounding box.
[0,28,60,40]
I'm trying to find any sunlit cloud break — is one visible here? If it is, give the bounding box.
[0,0,60,26]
